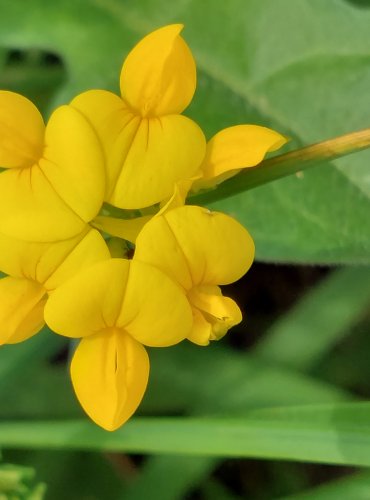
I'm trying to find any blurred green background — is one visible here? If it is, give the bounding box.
[1,0,370,498]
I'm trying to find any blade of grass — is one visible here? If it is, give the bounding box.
[253,267,370,370]
[3,403,370,466]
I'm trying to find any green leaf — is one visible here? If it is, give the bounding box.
[3,403,370,466]
[0,0,370,262]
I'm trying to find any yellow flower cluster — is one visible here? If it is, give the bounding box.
[0,25,286,430]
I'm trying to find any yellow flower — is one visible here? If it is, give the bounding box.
[134,205,254,346]
[0,25,285,432]
[71,24,206,210]
[44,259,193,431]
[192,124,288,193]
[71,24,287,226]
[0,228,109,344]
[0,91,105,241]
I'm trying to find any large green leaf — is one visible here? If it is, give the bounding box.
[0,0,369,262]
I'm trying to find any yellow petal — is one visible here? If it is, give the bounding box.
[40,105,105,222]
[71,90,140,199]
[193,125,288,191]
[135,213,193,290]
[71,329,149,431]
[92,214,152,243]
[72,91,204,209]
[44,259,131,338]
[0,165,86,241]
[0,91,44,169]
[0,104,105,242]
[108,115,206,209]
[117,260,193,347]
[187,284,242,345]
[158,177,196,214]
[44,229,110,291]
[120,24,196,116]
[0,232,47,279]
[0,277,46,345]
[7,296,48,344]
[134,205,255,289]
[187,308,213,346]
[45,258,192,346]
[0,229,108,289]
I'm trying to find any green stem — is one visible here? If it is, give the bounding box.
[190,127,370,205]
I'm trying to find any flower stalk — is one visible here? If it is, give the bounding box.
[190,127,370,204]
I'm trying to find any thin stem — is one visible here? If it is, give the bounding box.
[190,127,370,205]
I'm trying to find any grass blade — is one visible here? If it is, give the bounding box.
[2,403,370,466]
